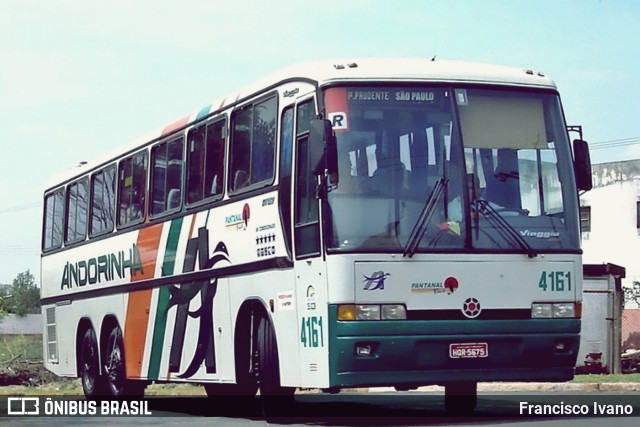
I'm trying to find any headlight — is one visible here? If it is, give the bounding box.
[552,303,576,318]
[532,302,577,318]
[337,304,407,321]
[531,303,553,318]
[381,304,407,320]
[356,305,380,320]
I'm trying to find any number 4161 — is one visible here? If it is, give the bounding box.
[538,271,571,292]
[300,316,324,348]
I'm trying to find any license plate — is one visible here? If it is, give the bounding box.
[449,343,488,358]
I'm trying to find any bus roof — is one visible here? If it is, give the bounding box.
[45,57,557,191]
[277,57,555,87]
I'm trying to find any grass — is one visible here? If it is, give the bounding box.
[572,373,640,383]
[0,334,42,363]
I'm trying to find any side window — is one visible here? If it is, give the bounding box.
[295,135,317,225]
[65,178,89,244]
[43,189,64,251]
[294,98,320,258]
[280,107,294,179]
[151,138,183,215]
[186,119,225,204]
[295,99,318,225]
[279,106,294,255]
[90,165,116,236]
[296,100,314,135]
[230,95,277,193]
[118,151,147,227]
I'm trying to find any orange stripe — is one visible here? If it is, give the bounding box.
[188,213,197,239]
[161,115,189,137]
[124,223,164,378]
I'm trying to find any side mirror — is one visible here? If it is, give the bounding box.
[573,139,592,192]
[308,119,338,176]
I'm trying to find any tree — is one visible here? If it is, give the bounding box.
[0,289,8,319]
[4,270,41,316]
[623,281,640,309]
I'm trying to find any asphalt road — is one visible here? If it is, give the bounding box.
[1,391,639,426]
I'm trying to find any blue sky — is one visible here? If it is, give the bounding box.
[0,0,638,285]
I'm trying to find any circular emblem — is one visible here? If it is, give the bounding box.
[444,276,459,294]
[462,297,481,318]
[242,203,251,226]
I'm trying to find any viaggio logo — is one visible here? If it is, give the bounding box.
[520,230,560,239]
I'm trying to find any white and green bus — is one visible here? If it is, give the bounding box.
[41,58,592,413]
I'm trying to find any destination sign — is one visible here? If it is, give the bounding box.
[346,89,439,104]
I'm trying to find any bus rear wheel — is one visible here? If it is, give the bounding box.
[79,327,107,398]
[103,326,146,398]
[256,315,295,419]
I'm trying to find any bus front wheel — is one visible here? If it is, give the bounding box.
[256,315,295,419]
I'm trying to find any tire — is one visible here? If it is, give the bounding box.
[256,316,295,420]
[104,326,146,399]
[444,381,477,415]
[79,328,107,398]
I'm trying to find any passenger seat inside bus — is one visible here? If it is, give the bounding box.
[234,170,250,190]
[167,188,181,209]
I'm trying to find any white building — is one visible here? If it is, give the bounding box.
[580,159,640,290]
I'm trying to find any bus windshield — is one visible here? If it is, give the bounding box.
[324,86,580,254]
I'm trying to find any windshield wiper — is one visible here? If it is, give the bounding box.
[403,178,448,258]
[475,200,537,258]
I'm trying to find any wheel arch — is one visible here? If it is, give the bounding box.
[233,298,272,377]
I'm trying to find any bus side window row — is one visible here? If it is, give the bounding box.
[42,94,279,251]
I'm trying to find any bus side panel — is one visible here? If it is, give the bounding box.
[41,294,125,378]
[228,268,302,387]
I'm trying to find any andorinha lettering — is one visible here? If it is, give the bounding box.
[60,244,143,289]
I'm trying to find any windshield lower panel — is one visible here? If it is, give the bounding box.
[323,85,580,254]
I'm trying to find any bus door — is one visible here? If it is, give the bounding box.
[292,96,330,388]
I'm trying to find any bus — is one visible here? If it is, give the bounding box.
[41,58,592,414]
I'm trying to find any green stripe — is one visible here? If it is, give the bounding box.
[148,217,183,380]
[196,104,212,121]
